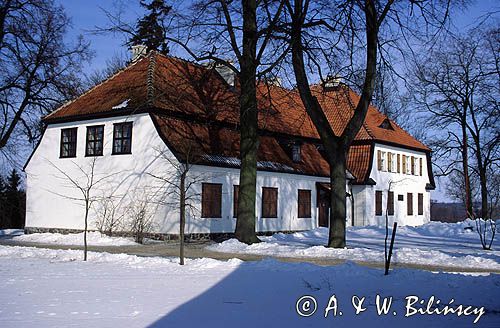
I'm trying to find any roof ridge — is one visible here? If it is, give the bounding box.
[155,52,211,69]
[43,56,146,121]
[147,51,157,106]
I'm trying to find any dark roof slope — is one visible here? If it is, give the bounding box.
[151,114,330,177]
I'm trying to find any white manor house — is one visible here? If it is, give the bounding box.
[24,52,436,238]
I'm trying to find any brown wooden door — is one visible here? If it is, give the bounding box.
[317,186,330,227]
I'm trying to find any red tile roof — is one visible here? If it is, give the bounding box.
[46,58,150,119]
[44,52,430,182]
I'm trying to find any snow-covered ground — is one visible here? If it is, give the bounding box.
[0,245,498,327]
[10,231,138,246]
[207,220,500,270]
[0,229,24,236]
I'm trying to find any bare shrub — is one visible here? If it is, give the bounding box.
[94,196,125,237]
[126,195,157,244]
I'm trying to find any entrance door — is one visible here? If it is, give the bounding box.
[317,184,330,227]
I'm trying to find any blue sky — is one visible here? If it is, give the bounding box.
[55,0,499,202]
[59,0,499,74]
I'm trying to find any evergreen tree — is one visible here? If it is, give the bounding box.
[128,0,171,54]
[5,169,24,229]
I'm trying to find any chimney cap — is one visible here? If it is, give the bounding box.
[131,44,147,62]
[323,74,342,90]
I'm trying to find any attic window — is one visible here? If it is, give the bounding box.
[263,106,278,115]
[279,139,301,163]
[292,144,301,162]
[379,118,394,130]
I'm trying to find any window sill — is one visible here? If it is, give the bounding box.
[59,155,77,159]
[111,152,132,155]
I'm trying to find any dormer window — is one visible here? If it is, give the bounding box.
[379,118,394,130]
[279,139,302,163]
[262,106,278,116]
[292,144,301,162]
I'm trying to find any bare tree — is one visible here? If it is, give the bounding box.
[149,141,209,265]
[287,0,380,248]
[445,168,479,208]
[286,0,454,248]
[473,216,496,251]
[162,0,288,244]
[0,0,90,165]
[48,157,118,261]
[413,25,499,220]
[85,53,129,88]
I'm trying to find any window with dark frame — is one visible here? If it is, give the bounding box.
[375,190,383,216]
[407,193,414,215]
[233,185,239,218]
[112,122,132,154]
[201,183,222,218]
[262,187,278,218]
[388,191,394,216]
[297,189,311,218]
[86,125,104,156]
[418,193,424,215]
[60,128,77,158]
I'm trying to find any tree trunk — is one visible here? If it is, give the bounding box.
[475,149,489,220]
[0,0,12,50]
[461,123,473,217]
[234,0,260,244]
[328,145,347,248]
[84,200,88,261]
[179,172,186,265]
[289,0,379,248]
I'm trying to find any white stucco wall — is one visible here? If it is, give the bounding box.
[25,113,336,235]
[25,113,182,232]
[26,113,428,233]
[357,143,431,226]
[181,166,331,233]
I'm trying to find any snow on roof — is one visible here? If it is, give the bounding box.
[112,99,130,110]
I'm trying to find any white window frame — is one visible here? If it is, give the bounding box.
[380,151,387,171]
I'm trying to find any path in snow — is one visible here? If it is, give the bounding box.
[207,220,500,271]
[0,245,499,328]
